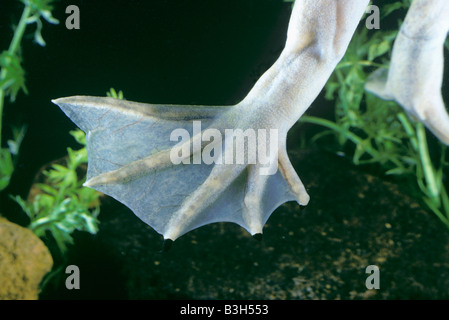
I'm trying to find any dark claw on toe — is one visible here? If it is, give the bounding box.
[160,239,173,253]
[252,233,263,241]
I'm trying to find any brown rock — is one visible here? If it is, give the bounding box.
[0,217,53,300]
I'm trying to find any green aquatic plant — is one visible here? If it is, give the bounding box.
[106,87,124,100]
[12,129,101,254]
[300,1,449,229]
[0,0,103,254]
[0,125,26,191]
[0,0,59,191]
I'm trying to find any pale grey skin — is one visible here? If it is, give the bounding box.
[54,0,449,243]
[365,0,449,145]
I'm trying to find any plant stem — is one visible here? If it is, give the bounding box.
[335,60,387,70]
[0,5,32,145]
[441,186,449,221]
[0,90,4,147]
[397,113,418,150]
[416,123,440,199]
[300,115,380,158]
[9,6,32,54]
[399,113,448,225]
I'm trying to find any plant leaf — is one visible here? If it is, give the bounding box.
[0,148,14,191]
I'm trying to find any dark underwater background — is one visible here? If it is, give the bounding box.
[1,0,449,299]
